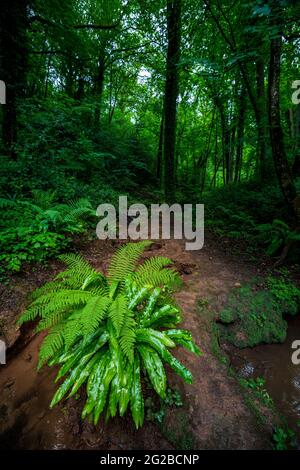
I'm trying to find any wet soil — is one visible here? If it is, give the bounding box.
[0,233,297,449]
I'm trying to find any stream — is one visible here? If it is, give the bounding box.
[229,315,300,434]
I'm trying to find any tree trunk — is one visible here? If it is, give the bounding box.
[268,10,300,224]
[255,57,268,181]
[0,0,29,158]
[163,0,181,203]
[292,105,300,178]
[94,48,106,127]
[156,116,164,181]
[234,88,246,182]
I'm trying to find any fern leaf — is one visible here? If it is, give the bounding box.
[38,325,65,368]
[81,296,111,337]
[119,310,136,363]
[108,295,127,336]
[108,241,152,283]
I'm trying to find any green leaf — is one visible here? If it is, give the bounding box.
[138,344,166,399]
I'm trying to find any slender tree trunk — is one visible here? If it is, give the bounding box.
[268,10,300,224]
[164,0,181,203]
[156,116,164,181]
[255,57,269,181]
[0,0,29,158]
[292,105,300,178]
[94,48,106,126]
[234,88,246,182]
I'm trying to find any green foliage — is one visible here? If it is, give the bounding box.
[203,183,298,257]
[272,426,296,450]
[266,274,300,316]
[0,229,70,273]
[18,241,202,428]
[256,219,300,256]
[145,387,183,424]
[239,377,274,408]
[0,190,95,276]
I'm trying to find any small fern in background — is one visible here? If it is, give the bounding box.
[0,190,96,276]
[0,190,95,234]
[17,241,202,428]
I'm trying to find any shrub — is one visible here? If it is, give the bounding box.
[17,241,202,428]
[0,190,96,276]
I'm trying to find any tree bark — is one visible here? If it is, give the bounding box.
[0,0,29,158]
[156,116,164,181]
[255,57,268,181]
[268,9,300,224]
[163,0,181,203]
[94,45,106,126]
[234,88,246,182]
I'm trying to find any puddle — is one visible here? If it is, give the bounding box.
[230,315,300,430]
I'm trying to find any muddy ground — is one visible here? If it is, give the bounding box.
[0,233,285,449]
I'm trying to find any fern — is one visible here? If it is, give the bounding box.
[108,240,152,283]
[17,241,202,428]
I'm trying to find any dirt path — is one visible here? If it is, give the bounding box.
[0,234,273,449]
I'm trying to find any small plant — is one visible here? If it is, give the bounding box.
[240,377,273,408]
[17,241,202,428]
[266,275,300,316]
[272,426,295,450]
[145,387,183,424]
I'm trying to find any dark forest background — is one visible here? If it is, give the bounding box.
[0,0,300,276]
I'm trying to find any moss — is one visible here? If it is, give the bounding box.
[217,286,289,348]
[219,308,235,324]
[160,410,195,450]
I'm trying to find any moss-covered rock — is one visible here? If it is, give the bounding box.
[217,286,289,348]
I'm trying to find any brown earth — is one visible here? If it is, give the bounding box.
[0,233,275,449]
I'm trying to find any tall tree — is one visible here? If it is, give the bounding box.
[164,0,181,202]
[0,0,30,157]
[268,1,300,226]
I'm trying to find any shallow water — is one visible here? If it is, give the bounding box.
[230,315,300,431]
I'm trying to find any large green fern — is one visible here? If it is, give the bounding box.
[18,241,202,428]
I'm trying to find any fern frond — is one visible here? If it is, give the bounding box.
[108,295,127,336]
[38,324,65,368]
[58,253,104,289]
[119,310,136,363]
[108,241,152,283]
[35,309,67,331]
[32,189,56,209]
[0,198,18,209]
[18,289,94,327]
[33,289,93,313]
[81,296,111,337]
[133,267,180,289]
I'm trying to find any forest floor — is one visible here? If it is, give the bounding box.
[0,232,284,449]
